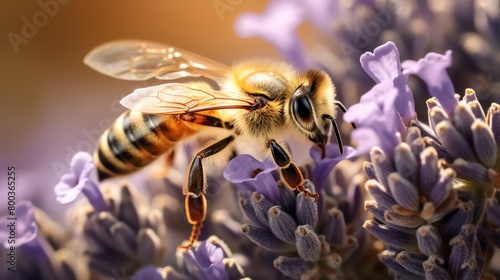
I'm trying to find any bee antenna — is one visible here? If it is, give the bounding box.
[322,114,344,155]
[334,101,356,129]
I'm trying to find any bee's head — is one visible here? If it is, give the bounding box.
[287,70,336,150]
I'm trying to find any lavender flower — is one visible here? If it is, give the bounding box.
[223,154,280,203]
[0,201,37,249]
[309,144,355,193]
[402,50,457,117]
[217,145,368,279]
[78,184,168,277]
[360,41,416,125]
[237,184,361,279]
[131,236,245,280]
[235,0,339,69]
[0,201,84,279]
[355,41,499,278]
[54,151,107,212]
[415,88,499,194]
[343,75,401,156]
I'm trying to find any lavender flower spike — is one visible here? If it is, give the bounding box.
[54,151,107,212]
[402,50,457,117]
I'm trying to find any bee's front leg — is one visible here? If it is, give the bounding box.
[267,139,319,202]
[177,135,235,251]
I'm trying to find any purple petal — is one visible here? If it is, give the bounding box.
[54,152,107,212]
[185,241,227,280]
[350,129,381,155]
[54,173,81,203]
[224,155,279,202]
[234,0,311,69]
[69,151,93,175]
[360,41,401,83]
[0,201,37,248]
[309,145,355,192]
[402,50,457,116]
[344,83,402,155]
[393,73,416,124]
[358,41,416,125]
[343,102,380,127]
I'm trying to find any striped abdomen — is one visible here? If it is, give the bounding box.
[94,110,198,180]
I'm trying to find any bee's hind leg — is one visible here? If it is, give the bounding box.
[267,139,319,202]
[177,135,235,251]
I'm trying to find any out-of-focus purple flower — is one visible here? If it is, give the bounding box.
[485,191,500,248]
[0,201,37,248]
[360,41,416,125]
[83,184,168,277]
[309,144,355,193]
[344,82,401,155]
[0,201,55,268]
[235,0,309,69]
[131,236,245,280]
[184,239,227,280]
[402,50,457,117]
[235,0,339,69]
[54,152,107,212]
[223,154,279,203]
[292,0,339,31]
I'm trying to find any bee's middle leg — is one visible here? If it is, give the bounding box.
[268,139,319,201]
[177,135,234,250]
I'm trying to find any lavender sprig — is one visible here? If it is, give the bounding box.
[354,41,499,278]
[220,144,367,279]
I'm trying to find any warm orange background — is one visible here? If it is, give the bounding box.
[1,1,313,217]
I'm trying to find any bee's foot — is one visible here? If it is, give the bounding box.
[297,185,319,202]
[177,241,195,252]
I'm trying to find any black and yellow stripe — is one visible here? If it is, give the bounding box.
[94,110,198,180]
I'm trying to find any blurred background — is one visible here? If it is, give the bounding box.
[0,1,294,220]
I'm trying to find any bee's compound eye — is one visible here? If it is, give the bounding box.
[292,95,314,130]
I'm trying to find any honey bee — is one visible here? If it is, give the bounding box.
[84,40,353,249]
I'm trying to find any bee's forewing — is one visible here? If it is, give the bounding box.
[84,40,230,85]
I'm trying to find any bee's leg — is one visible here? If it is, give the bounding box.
[268,139,319,201]
[177,135,235,250]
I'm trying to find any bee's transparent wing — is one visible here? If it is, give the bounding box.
[84,40,230,83]
[121,83,254,114]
